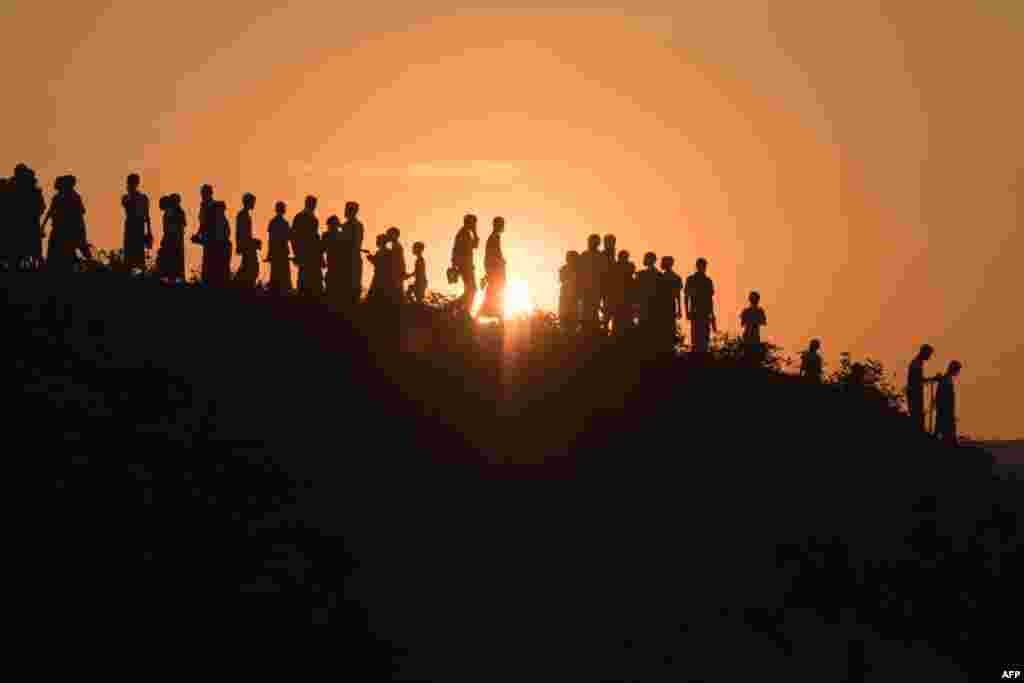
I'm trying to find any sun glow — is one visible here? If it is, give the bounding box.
[471,276,536,321]
[504,278,535,318]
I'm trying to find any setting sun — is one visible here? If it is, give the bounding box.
[471,276,535,321]
[504,278,535,318]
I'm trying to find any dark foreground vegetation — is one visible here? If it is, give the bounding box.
[6,268,1019,679]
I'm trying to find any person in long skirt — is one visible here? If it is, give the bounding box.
[121,173,152,271]
[265,201,292,294]
[43,175,90,272]
[157,194,186,281]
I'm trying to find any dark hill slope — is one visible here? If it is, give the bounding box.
[4,272,1019,679]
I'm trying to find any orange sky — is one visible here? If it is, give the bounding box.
[4,1,1021,438]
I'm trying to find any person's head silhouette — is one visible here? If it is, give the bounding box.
[749,291,761,306]
[947,360,962,377]
[493,216,505,233]
[565,250,578,266]
[200,184,214,201]
[242,193,256,210]
[274,201,286,215]
[617,249,630,264]
[412,241,425,256]
[376,234,387,249]
[696,257,708,274]
[603,234,616,252]
[918,344,935,361]
[661,255,675,272]
[386,226,400,242]
[326,215,341,229]
[126,173,141,193]
[643,252,657,268]
[587,234,601,252]
[345,201,359,219]
[304,195,317,212]
[809,338,821,353]
[170,193,182,207]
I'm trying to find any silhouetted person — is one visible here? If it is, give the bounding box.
[365,233,390,306]
[657,256,683,351]
[636,252,659,334]
[205,200,232,286]
[741,291,768,365]
[685,258,715,354]
[291,195,322,297]
[192,184,215,283]
[0,177,11,268]
[800,339,823,383]
[157,194,186,281]
[265,201,292,294]
[559,250,580,333]
[121,173,152,271]
[600,234,617,330]
[933,360,962,445]
[406,241,427,304]
[578,234,606,333]
[342,202,364,305]
[8,164,46,270]
[603,249,633,336]
[42,175,90,272]
[386,226,406,307]
[322,214,350,305]
[234,193,260,288]
[906,344,939,433]
[480,216,507,319]
[451,214,480,315]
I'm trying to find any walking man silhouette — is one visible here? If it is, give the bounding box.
[291,195,322,297]
[906,344,939,433]
[684,258,715,354]
[480,216,507,319]
[234,193,260,288]
[658,256,683,351]
[406,241,428,304]
[193,184,215,283]
[451,214,480,315]
[636,252,659,332]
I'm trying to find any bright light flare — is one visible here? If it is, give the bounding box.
[504,278,535,318]
[472,276,536,321]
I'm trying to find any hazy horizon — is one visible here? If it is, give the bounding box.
[4,1,1021,438]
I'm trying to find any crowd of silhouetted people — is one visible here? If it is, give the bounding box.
[0,164,966,444]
